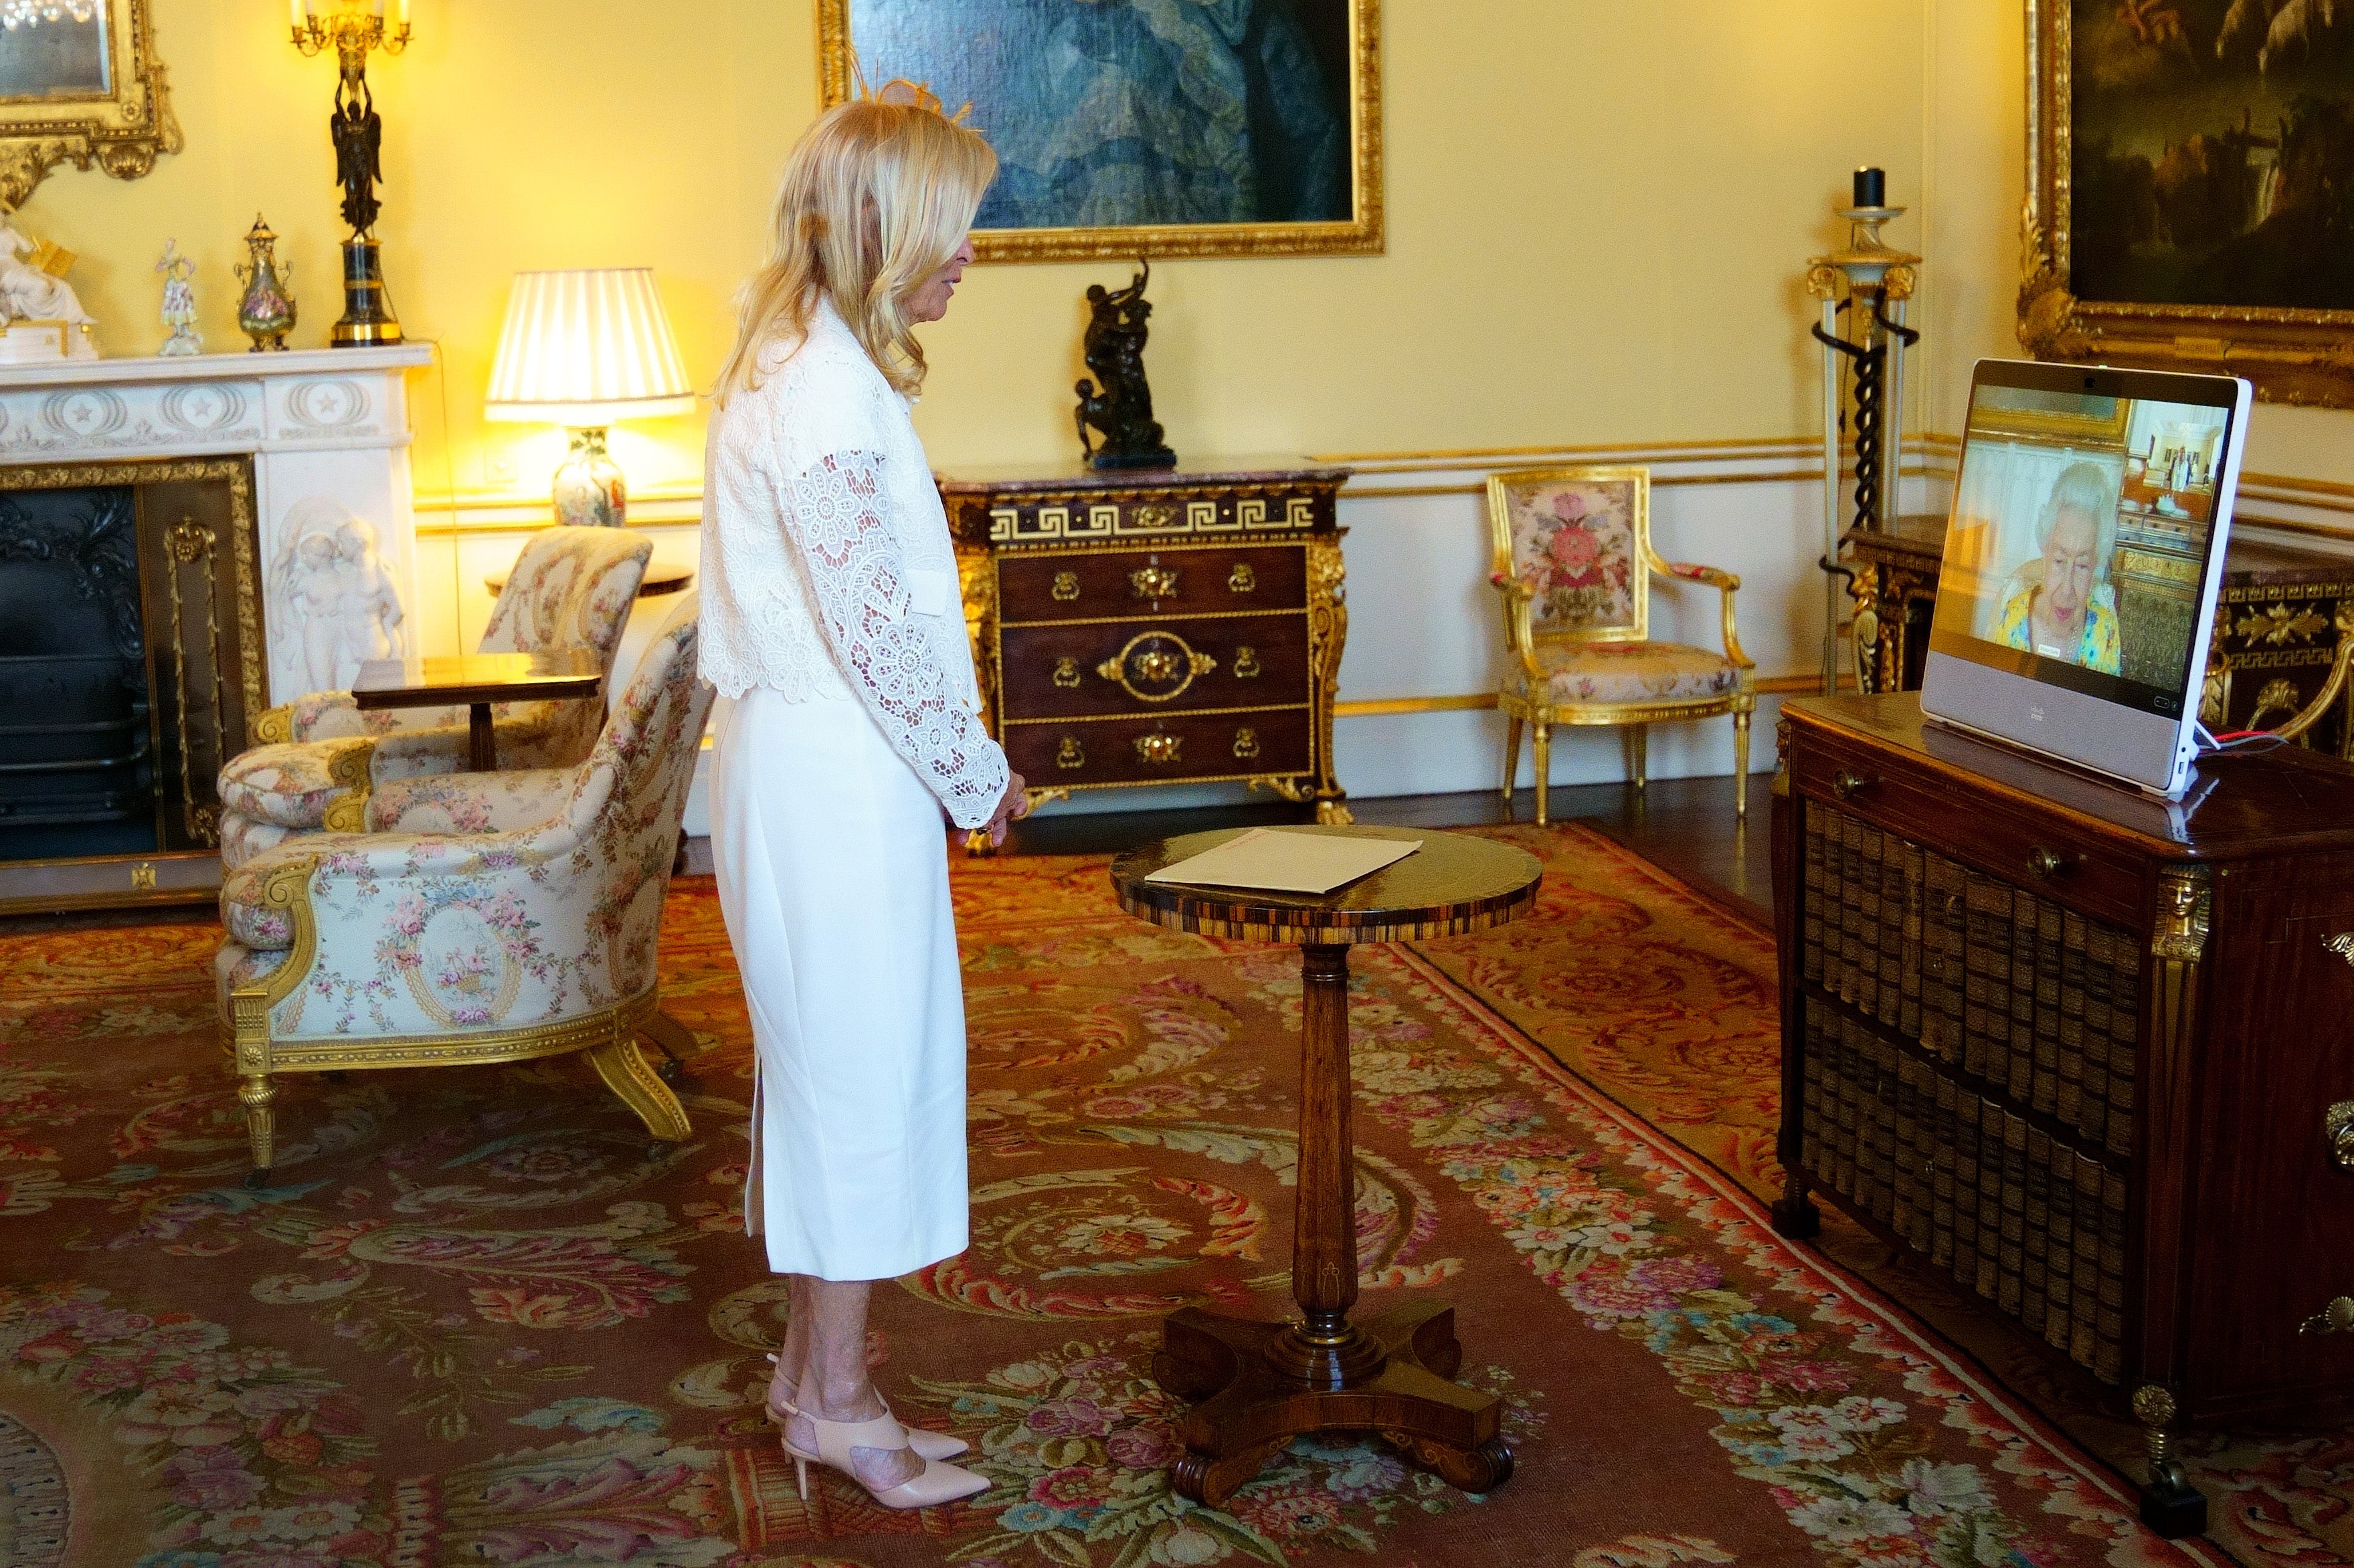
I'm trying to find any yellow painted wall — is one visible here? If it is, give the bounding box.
[19,0,1935,498]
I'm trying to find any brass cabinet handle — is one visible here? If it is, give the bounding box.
[1097,631,1215,702]
[2300,1295,2354,1335]
[1831,769,1874,800]
[2327,934,2354,969]
[1055,736,1085,770]
[1233,645,1262,678]
[1135,732,1183,765]
[2026,846,2072,879]
[1052,656,1081,689]
[1233,726,1260,759]
[1129,564,1181,599]
[1051,571,1081,602]
[2328,1100,2354,1172]
[1228,562,1256,593]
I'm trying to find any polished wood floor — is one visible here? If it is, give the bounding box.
[1004,773,1771,921]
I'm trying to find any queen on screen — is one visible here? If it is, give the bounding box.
[1994,460,2123,675]
[697,83,1026,1510]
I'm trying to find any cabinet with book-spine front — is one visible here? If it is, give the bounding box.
[1773,693,2354,1427]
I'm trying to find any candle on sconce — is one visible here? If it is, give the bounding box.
[1853,166,1886,209]
[395,0,409,25]
[290,0,306,29]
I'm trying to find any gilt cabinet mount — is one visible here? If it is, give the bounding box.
[937,459,1352,823]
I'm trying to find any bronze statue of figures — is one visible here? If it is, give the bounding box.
[1075,260,1176,470]
[331,84,382,235]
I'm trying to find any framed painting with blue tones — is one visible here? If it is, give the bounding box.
[818,0,1382,262]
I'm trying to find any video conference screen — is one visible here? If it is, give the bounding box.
[1928,383,2237,720]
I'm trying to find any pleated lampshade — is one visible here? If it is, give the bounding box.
[484,268,694,427]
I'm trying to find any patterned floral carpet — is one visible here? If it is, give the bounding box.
[0,822,2324,1567]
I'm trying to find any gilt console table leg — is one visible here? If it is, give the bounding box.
[1158,941,1510,1508]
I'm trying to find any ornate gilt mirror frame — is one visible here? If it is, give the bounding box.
[0,0,180,209]
[2021,0,2354,407]
[817,0,1382,262]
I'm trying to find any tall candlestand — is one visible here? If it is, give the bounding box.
[1806,168,1920,696]
[292,2,412,347]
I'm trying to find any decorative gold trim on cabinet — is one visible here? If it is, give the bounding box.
[1004,702,1309,727]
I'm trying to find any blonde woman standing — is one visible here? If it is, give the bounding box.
[701,88,1025,1510]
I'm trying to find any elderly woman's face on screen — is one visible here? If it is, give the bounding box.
[2042,506,2102,629]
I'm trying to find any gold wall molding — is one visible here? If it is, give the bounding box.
[1334,670,1845,720]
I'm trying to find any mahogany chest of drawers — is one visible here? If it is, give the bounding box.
[936,459,1352,821]
[1773,693,2354,1430]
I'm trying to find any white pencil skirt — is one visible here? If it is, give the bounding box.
[708,688,970,1281]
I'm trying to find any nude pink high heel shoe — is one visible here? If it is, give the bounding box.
[763,1353,967,1460]
[791,1408,990,1510]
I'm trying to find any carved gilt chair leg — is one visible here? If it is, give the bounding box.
[1500,713,1524,805]
[587,1035,693,1147]
[1530,722,1552,827]
[239,1073,277,1189]
[1628,724,1648,793]
[1734,706,1752,821]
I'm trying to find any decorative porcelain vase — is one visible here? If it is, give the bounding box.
[551,426,626,527]
[233,215,296,352]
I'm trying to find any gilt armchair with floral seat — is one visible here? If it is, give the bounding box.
[1487,465,1756,825]
[215,592,712,1187]
[217,526,654,869]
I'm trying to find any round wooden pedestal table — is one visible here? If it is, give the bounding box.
[1107,825,1543,1508]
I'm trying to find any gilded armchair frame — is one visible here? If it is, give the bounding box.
[225,856,695,1187]
[1486,465,1757,826]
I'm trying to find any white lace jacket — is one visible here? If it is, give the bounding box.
[701,300,1010,830]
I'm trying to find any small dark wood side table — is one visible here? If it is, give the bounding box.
[1108,825,1543,1508]
[353,649,603,772]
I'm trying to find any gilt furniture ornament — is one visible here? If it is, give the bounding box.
[484,268,694,528]
[1110,825,1542,1506]
[1806,166,1920,696]
[155,236,197,355]
[937,457,1352,829]
[1487,464,1756,824]
[233,213,295,351]
[217,594,711,1189]
[292,0,408,347]
[1773,692,2354,1496]
[1075,260,1176,470]
[0,209,93,361]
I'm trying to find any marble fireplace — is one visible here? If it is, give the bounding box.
[0,345,432,913]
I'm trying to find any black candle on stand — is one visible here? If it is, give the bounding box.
[1853,166,1886,209]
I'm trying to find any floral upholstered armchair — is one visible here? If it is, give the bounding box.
[215,526,653,868]
[1487,465,1756,825]
[215,593,713,1186]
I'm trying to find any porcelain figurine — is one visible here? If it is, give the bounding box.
[0,211,96,360]
[233,215,296,351]
[157,239,201,357]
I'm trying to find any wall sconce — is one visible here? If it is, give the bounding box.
[290,0,411,347]
[484,269,694,528]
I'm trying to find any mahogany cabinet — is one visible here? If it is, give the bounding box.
[1773,693,2354,1426]
[937,459,1353,821]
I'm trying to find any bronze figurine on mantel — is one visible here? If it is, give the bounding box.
[1075,260,1176,470]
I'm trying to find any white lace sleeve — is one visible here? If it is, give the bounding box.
[784,449,1010,829]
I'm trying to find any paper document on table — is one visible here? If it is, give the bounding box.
[1144,829,1420,894]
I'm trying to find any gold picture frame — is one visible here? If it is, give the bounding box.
[0,0,179,207]
[817,0,1382,263]
[2021,0,2354,408]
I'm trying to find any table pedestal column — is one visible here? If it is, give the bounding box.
[1155,943,1514,1507]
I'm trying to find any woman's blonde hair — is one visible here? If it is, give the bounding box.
[716,92,995,404]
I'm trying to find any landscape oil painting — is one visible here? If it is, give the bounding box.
[820,0,1381,261]
[2069,0,2354,310]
